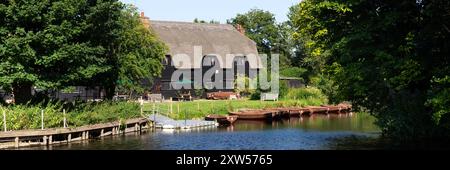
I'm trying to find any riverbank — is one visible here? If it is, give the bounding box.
[0,102,143,131]
[20,112,381,150]
[0,117,150,149]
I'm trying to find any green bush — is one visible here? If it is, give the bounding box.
[68,101,140,127]
[0,103,64,130]
[0,101,141,131]
[249,89,261,100]
[284,87,328,105]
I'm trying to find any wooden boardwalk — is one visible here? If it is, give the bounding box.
[148,114,217,129]
[0,118,150,149]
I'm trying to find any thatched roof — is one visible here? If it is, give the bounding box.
[147,20,262,69]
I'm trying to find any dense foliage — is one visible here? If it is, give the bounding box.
[114,5,167,96]
[0,0,166,104]
[290,0,450,140]
[0,101,141,130]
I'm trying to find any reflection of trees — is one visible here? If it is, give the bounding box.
[221,113,379,132]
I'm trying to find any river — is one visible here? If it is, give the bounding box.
[21,112,382,150]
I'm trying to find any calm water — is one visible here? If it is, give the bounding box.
[25,113,381,150]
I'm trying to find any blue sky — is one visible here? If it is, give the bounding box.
[120,0,301,23]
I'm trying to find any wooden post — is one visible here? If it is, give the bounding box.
[135,123,138,132]
[101,129,104,136]
[63,109,67,128]
[49,135,53,145]
[168,104,170,116]
[42,136,48,145]
[15,137,19,148]
[82,132,85,140]
[68,134,72,142]
[140,97,144,115]
[41,110,44,130]
[86,131,89,139]
[156,104,161,117]
[3,109,6,132]
[170,97,173,114]
[152,102,156,115]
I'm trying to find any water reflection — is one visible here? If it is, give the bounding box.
[23,113,381,150]
[224,113,378,133]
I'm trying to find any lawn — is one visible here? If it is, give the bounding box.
[142,98,327,120]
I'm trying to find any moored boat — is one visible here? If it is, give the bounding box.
[306,106,329,114]
[273,108,291,118]
[229,110,274,120]
[205,114,238,125]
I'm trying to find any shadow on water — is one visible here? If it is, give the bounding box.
[228,112,379,133]
[327,135,450,150]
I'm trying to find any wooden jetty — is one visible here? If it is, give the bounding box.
[0,118,149,149]
[149,114,217,129]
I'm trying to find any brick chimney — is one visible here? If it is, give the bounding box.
[139,12,151,29]
[236,24,246,34]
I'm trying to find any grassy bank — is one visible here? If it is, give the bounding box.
[143,87,329,120]
[143,99,327,120]
[0,87,329,130]
[0,102,142,131]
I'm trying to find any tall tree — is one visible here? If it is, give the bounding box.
[228,9,278,55]
[0,0,114,104]
[113,5,167,97]
[0,0,167,103]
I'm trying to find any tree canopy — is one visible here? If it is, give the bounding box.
[290,0,450,140]
[228,9,278,55]
[0,0,167,104]
[229,8,307,77]
[114,5,167,96]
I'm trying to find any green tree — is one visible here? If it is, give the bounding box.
[0,1,167,103]
[114,5,167,97]
[193,18,219,24]
[290,0,450,140]
[193,18,206,23]
[0,0,114,104]
[280,67,307,80]
[228,9,278,55]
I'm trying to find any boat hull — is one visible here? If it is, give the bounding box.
[229,111,274,120]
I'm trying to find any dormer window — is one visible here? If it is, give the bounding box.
[162,56,171,66]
